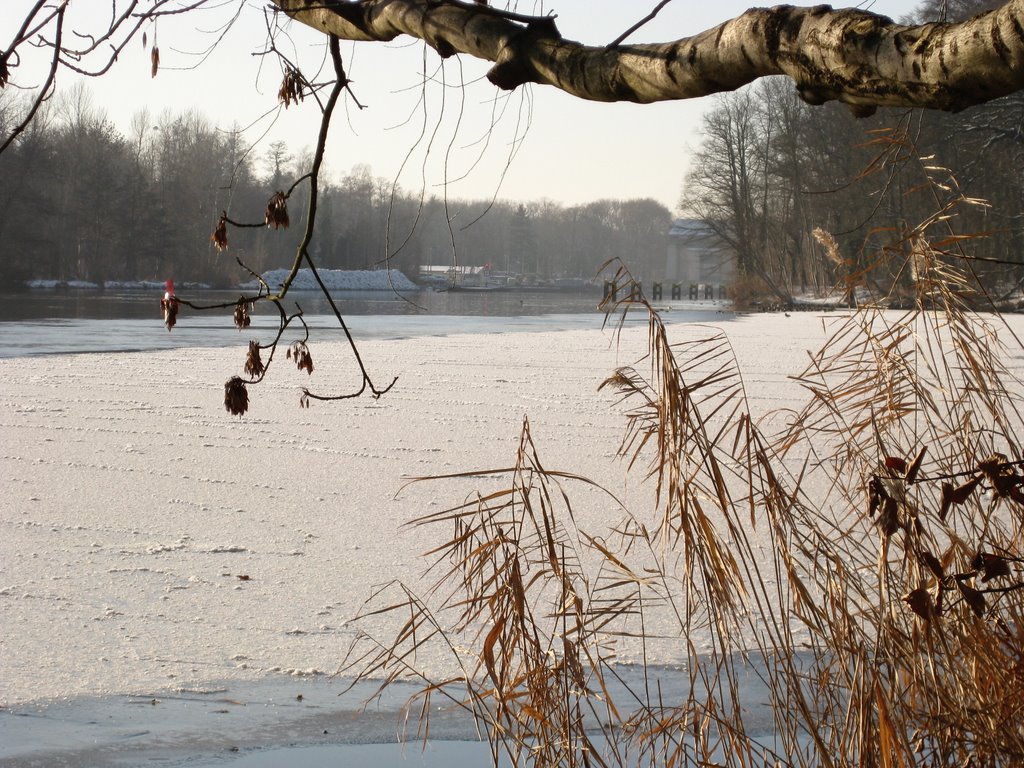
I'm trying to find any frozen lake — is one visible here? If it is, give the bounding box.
[0,288,730,358]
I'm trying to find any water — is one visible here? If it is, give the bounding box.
[0,288,730,358]
[0,660,781,767]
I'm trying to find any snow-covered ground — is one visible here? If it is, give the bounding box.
[2,311,1020,765]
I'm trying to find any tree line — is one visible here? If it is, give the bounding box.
[0,85,672,289]
[681,0,1024,303]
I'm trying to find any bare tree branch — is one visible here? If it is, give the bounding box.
[272,0,1024,115]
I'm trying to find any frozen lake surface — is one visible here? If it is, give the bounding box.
[0,288,730,358]
[1,304,900,767]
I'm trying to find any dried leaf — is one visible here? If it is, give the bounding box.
[481,622,503,685]
[939,476,983,522]
[278,68,304,108]
[905,446,927,484]
[977,454,1005,477]
[976,454,1024,501]
[951,475,982,504]
[971,552,1012,582]
[151,46,160,79]
[920,551,945,580]
[212,213,228,251]
[939,482,954,522]
[885,456,908,474]
[955,580,987,618]
[903,588,935,620]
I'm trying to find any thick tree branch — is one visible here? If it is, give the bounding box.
[272,0,1024,114]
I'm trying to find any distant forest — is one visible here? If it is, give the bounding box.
[0,84,672,288]
[681,0,1024,300]
[4,0,1022,302]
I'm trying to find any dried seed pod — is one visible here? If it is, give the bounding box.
[234,299,251,330]
[160,296,179,331]
[244,340,264,378]
[212,213,229,251]
[151,46,160,78]
[265,192,290,230]
[224,376,249,417]
[278,68,304,107]
[288,341,314,375]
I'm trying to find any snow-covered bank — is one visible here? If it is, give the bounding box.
[25,268,420,293]
[26,279,211,291]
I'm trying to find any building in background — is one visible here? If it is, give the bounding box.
[665,219,735,292]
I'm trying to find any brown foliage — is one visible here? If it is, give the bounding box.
[243,340,263,378]
[212,213,228,251]
[287,341,313,375]
[233,299,252,330]
[159,295,178,331]
[223,376,248,416]
[265,192,289,230]
[340,181,1024,766]
[278,67,304,108]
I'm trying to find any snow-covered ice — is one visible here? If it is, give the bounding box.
[0,313,817,696]
[244,268,420,292]
[3,311,1021,765]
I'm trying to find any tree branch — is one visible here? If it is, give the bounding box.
[272,0,1024,114]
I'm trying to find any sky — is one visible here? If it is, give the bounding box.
[3,0,920,213]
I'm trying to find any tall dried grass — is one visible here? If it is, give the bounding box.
[340,158,1024,766]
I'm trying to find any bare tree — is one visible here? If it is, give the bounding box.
[5,1,1024,156]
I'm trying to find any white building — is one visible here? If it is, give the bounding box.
[665,219,735,290]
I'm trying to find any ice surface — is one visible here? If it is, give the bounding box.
[4,310,1021,764]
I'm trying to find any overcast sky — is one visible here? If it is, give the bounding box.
[4,0,920,212]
